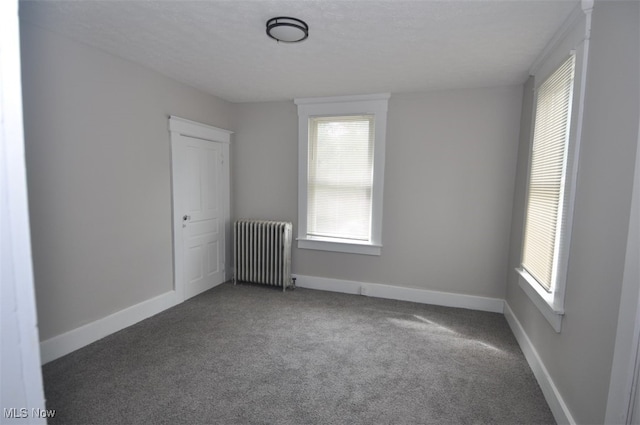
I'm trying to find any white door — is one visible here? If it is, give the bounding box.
[181,136,224,298]
[170,117,231,301]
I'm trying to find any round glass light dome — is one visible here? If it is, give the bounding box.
[266,17,309,43]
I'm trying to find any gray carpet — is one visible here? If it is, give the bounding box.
[43,283,555,424]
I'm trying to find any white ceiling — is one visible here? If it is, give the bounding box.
[19,0,579,103]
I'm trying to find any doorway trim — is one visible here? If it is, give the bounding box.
[169,116,232,301]
[604,119,640,424]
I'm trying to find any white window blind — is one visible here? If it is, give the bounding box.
[307,115,374,242]
[522,54,576,291]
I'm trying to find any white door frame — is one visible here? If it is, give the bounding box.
[169,116,232,301]
[1,0,47,417]
[605,120,640,424]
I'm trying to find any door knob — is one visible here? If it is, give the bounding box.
[183,215,191,221]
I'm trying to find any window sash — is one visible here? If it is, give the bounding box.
[522,54,576,291]
[307,115,374,242]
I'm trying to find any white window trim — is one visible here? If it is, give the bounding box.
[517,268,563,332]
[295,93,390,256]
[517,1,592,332]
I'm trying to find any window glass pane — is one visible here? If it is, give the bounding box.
[522,55,575,291]
[308,116,374,241]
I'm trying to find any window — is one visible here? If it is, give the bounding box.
[295,94,389,255]
[522,55,575,290]
[517,53,582,332]
[308,116,374,241]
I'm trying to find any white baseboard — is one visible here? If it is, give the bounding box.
[504,302,575,425]
[294,274,505,313]
[39,290,179,365]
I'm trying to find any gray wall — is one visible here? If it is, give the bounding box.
[505,1,640,423]
[232,86,523,299]
[20,22,234,341]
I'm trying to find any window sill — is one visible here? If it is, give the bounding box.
[516,268,564,333]
[297,238,381,256]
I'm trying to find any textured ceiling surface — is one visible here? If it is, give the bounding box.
[19,0,579,103]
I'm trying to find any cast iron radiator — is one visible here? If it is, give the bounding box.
[233,219,294,291]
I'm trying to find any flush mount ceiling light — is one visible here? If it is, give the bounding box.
[266,17,309,43]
